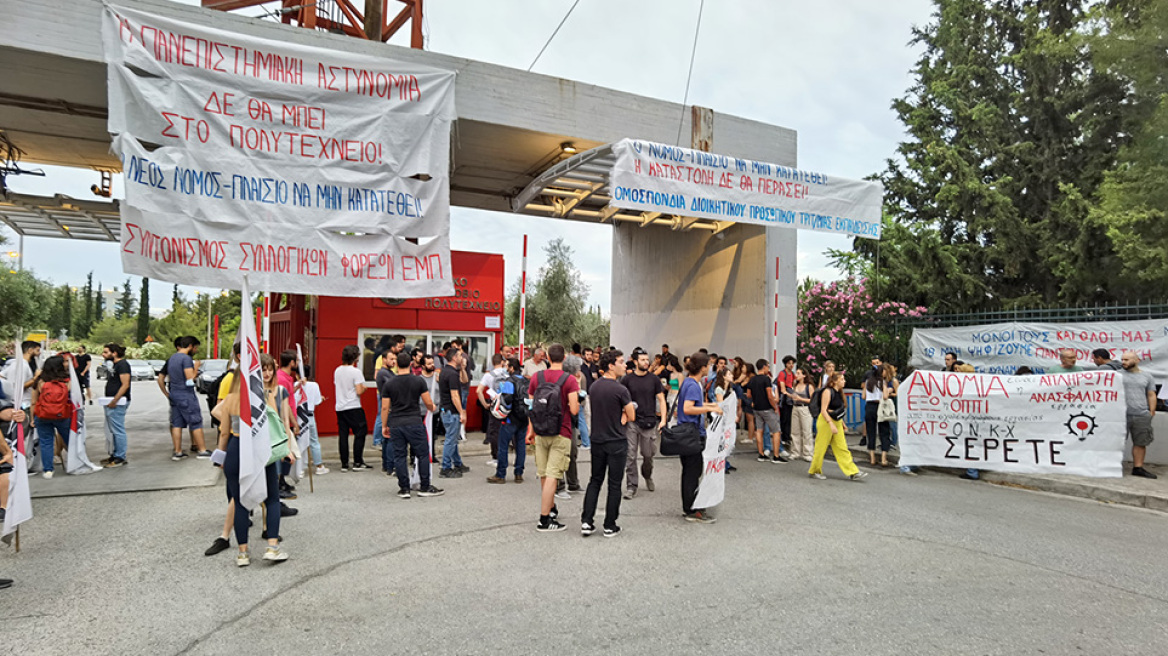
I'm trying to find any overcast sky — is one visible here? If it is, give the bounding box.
[6,0,935,314]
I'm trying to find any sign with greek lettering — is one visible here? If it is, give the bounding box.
[909,320,1168,379]
[102,3,456,296]
[609,139,884,239]
[694,394,737,508]
[897,370,1125,478]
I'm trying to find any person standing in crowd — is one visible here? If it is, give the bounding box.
[581,349,634,538]
[710,362,737,473]
[571,346,593,451]
[877,364,899,464]
[788,367,815,462]
[735,361,756,441]
[809,372,866,481]
[523,347,548,379]
[295,365,327,475]
[217,354,291,567]
[73,345,93,405]
[622,350,666,499]
[950,363,983,480]
[864,363,892,467]
[420,354,441,441]
[382,351,444,499]
[775,355,797,455]
[1052,348,1083,373]
[100,343,131,467]
[1120,351,1158,479]
[158,336,210,461]
[943,352,957,372]
[477,354,507,466]
[32,355,72,480]
[819,360,836,387]
[438,347,469,478]
[275,350,300,500]
[556,355,586,498]
[655,344,681,386]
[678,352,722,523]
[0,340,40,400]
[489,357,528,483]
[374,353,396,473]
[0,401,27,524]
[748,359,788,463]
[528,343,579,532]
[334,344,370,472]
[1092,348,1123,371]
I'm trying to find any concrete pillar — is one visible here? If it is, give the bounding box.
[609,221,797,362]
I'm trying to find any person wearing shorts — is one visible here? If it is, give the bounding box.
[1121,351,1158,479]
[526,343,579,532]
[158,336,209,461]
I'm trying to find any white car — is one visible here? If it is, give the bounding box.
[126,359,155,381]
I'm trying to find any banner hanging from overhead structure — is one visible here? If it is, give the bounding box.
[102,2,456,296]
[897,370,1126,478]
[609,139,884,239]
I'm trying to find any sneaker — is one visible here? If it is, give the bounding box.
[42,471,53,480]
[771,454,789,463]
[779,450,792,459]
[104,457,127,468]
[279,489,297,500]
[171,452,188,461]
[624,488,636,500]
[554,489,571,500]
[550,506,559,519]
[100,456,114,465]
[281,482,296,492]
[416,486,445,497]
[352,463,371,471]
[315,465,330,475]
[581,445,590,451]
[0,508,5,523]
[581,522,596,537]
[195,450,212,459]
[263,546,289,562]
[809,473,827,480]
[756,453,769,462]
[1131,467,1159,479]
[487,476,506,484]
[236,552,251,567]
[340,465,351,472]
[456,464,471,473]
[279,503,299,517]
[645,478,655,492]
[205,537,230,556]
[536,520,567,533]
[849,471,869,481]
[397,488,411,499]
[802,455,813,462]
[568,484,581,492]
[603,526,622,538]
[899,467,918,476]
[684,511,716,524]
[439,468,462,479]
[514,475,524,483]
[486,460,498,467]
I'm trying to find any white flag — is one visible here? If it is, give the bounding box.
[238,277,272,510]
[290,344,310,482]
[3,341,32,542]
[65,361,100,474]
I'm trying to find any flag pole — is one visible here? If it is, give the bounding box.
[519,234,528,362]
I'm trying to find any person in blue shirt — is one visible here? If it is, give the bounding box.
[677,352,723,524]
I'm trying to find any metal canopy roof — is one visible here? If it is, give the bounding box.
[511,144,725,232]
[0,193,121,242]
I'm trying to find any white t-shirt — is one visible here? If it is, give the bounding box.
[480,366,507,399]
[522,359,547,379]
[303,381,323,408]
[334,365,365,411]
[864,380,884,403]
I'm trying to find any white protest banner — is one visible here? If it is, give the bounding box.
[897,370,1125,478]
[610,139,884,239]
[2,342,31,544]
[65,362,101,475]
[694,394,738,508]
[909,319,1168,379]
[103,3,456,297]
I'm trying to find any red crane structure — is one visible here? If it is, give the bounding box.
[202,0,424,48]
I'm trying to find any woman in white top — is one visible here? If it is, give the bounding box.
[864,367,891,466]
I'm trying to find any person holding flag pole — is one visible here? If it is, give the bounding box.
[218,278,291,567]
[62,352,101,475]
[3,338,33,550]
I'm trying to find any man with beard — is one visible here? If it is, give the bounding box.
[621,350,667,499]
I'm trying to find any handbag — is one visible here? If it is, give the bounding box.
[876,397,897,423]
[659,397,703,457]
[265,405,291,465]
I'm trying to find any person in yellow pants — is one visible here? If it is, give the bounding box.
[809,372,867,481]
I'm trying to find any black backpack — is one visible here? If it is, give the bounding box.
[809,385,827,419]
[529,370,566,436]
[509,374,528,422]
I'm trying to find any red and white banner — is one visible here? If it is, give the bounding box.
[897,370,1126,478]
[66,361,101,475]
[238,276,272,509]
[103,3,456,297]
[2,344,31,543]
[694,394,737,508]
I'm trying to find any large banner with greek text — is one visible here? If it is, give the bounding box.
[103,3,455,296]
[694,394,737,508]
[610,139,884,239]
[897,370,1126,478]
[909,320,1168,380]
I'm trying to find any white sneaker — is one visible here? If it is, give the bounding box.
[802,455,813,462]
[263,546,289,562]
[486,460,497,467]
[315,465,329,475]
[554,489,571,500]
[850,471,869,481]
[809,473,826,480]
[42,471,53,480]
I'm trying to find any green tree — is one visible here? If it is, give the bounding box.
[116,278,134,319]
[95,283,104,323]
[87,316,137,347]
[77,271,94,338]
[62,285,74,339]
[136,277,150,345]
[502,239,604,347]
[0,270,53,337]
[172,284,182,310]
[153,300,205,349]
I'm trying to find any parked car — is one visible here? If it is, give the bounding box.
[96,361,111,380]
[126,360,155,381]
[195,359,230,395]
[148,359,166,376]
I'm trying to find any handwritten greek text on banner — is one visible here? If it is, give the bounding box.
[102,3,455,296]
[897,370,1125,478]
[909,320,1168,380]
[610,139,884,240]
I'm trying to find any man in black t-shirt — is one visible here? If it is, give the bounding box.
[381,351,443,499]
[747,360,787,463]
[655,344,681,384]
[581,350,634,537]
[621,351,666,498]
[437,349,468,477]
[101,343,132,467]
[74,345,93,404]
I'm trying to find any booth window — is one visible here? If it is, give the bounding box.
[358,330,492,384]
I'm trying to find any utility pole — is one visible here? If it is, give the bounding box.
[364,0,383,41]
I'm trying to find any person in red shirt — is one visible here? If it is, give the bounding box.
[526,343,580,532]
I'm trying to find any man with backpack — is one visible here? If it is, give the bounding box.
[526,343,579,532]
[477,354,507,466]
[487,357,528,483]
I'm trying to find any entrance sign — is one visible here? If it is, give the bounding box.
[909,320,1168,379]
[610,139,883,239]
[897,370,1125,478]
[694,394,737,508]
[102,3,456,296]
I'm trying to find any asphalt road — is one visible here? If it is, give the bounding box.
[5,425,1168,656]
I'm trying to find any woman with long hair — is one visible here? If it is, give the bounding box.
[788,367,815,461]
[864,364,892,466]
[735,361,756,442]
[878,363,900,464]
[218,353,293,566]
[32,355,72,479]
[809,373,866,481]
[678,352,723,523]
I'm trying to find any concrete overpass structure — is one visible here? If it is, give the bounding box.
[0,0,798,361]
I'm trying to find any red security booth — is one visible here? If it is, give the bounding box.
[268,250,505,434]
